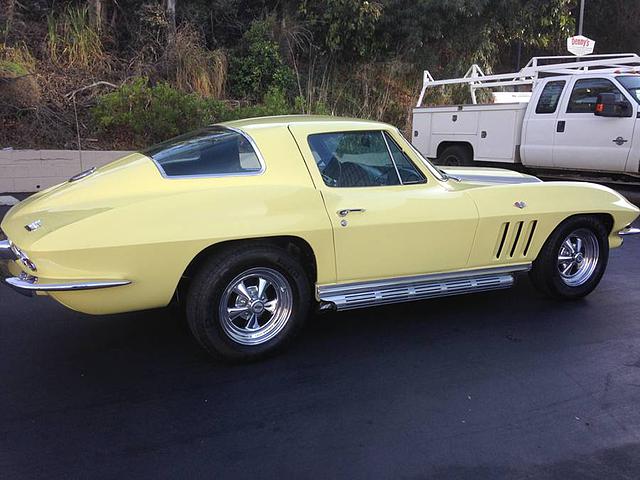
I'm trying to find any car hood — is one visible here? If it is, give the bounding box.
[0,152,162,249]
[442,167,542,187]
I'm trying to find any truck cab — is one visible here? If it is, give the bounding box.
[522,73,640,173]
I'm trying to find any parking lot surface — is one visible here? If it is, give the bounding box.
[2,190,640,479]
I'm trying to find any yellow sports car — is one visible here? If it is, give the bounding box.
[1,116,639,361]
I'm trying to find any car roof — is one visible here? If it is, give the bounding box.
[220,115,388,132]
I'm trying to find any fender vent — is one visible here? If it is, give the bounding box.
[495,220,538,259]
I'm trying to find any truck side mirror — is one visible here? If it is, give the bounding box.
[594,93,632,117]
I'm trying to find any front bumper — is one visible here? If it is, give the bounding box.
[619,226,640,236]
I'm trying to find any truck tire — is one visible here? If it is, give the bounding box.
[186,244,312,362]
[529,216,609,300]
[437,145,473,166]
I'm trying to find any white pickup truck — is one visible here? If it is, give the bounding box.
[412,54,640,176]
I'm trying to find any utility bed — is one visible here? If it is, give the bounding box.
[412,103,528,163]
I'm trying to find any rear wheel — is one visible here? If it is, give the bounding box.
[436,145,473,166]
[186,244,311,362]
[529,216,609,299]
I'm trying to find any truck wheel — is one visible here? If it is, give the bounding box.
[529,216,609,300]
[437,145,472,166]
[186,244,311,362]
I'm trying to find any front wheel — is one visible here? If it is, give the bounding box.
[186,244,311,362]
[529,216,609,299]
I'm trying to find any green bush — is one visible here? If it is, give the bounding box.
[93,79,300,146]
[229,19,294,100]
[93,78,219,144]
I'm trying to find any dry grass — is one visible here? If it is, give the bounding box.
[172,24,227,98]
[46,5,105,68]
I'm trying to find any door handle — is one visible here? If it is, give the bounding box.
[337,208,366,217]
[612,136,628,146]
[556,120,565,133]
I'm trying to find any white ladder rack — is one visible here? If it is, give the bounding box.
[416,53,640,107]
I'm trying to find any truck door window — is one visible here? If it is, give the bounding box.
[617,75,640,104]
[535,81,565,114]
[567,78,625,113]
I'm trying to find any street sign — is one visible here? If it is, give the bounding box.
[567,35,595,56]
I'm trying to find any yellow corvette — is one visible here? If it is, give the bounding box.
[1,116,639,360]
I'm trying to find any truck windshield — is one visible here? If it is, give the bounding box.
[617,75,640,104]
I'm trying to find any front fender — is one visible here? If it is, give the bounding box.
[463,181,639,269]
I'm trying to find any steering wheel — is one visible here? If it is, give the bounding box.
[321,156,341,187]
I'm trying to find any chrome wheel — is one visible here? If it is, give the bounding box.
[557,228,600,287]
[219,267,293,346]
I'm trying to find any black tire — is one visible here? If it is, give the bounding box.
[529,216,609,300]
[436,145,473,166]
[186,244,312,362]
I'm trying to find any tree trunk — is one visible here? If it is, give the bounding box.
[89,0,105,32]
[166,0,176,46]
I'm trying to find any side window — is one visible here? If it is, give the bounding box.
[308,131,401,187]
[143,128,262,177]
[383,133,426,184]
[567,78,624,114]
[535,80,565,114]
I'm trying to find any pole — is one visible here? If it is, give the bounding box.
[578,0,585,35]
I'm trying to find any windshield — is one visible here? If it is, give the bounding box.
[617,75,640,104]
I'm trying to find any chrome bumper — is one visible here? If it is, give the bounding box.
[619,226,640,236]
[3,272,131,297]
[0,239,17,261]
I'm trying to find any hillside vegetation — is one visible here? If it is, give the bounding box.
[0,0,637,150]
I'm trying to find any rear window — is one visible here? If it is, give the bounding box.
[143,127,263,177]
[535,80,565,114]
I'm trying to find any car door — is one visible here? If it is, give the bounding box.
[521,79,567,167]
[552,77,636,172]
[288,124,478,284]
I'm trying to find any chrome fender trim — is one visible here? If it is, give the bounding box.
[318,264,531,311]
[619,226,640,236]
[5,272,131,295]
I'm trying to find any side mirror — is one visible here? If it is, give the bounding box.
[594,93,632,117]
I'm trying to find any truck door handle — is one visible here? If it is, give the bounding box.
[612,136,628,146]
[556,121,565,133]
[337,208,366,217]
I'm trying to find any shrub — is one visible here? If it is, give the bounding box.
[0,43,39,107]
[229,19,294,100]
[93,78,212,144]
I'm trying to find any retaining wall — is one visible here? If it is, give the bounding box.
[0,150,133,192]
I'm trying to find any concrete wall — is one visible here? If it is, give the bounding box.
[0,150,133,193]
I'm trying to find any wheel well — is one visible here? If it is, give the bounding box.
[175,236,318,304]
[436,141,474,160]
[561,213,614,234]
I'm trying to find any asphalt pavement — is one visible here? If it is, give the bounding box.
[2,189,640,479]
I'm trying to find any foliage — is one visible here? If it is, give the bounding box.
[93,78,210,144]
[0,42,39,108]
[1,0,628,149]
[299,0,383,59]
[93,79,300,145]
[172,24,227,98]
[46,5,104,68]
[229,19,295,101]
